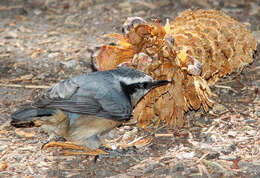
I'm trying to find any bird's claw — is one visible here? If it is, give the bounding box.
[41,136,66,150]
[42,140,109,156]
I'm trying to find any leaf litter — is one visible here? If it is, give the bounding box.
[0,0,259,177]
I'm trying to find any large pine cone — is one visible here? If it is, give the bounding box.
[95,9,257,128]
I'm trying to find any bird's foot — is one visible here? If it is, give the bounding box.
[43,141,108,156]
[41,136,66,150]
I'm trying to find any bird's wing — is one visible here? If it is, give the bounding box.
[94,90,132,119]
[34,79,80,107]
[34,77,132,120]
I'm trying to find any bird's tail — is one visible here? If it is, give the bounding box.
[11,106,55,128]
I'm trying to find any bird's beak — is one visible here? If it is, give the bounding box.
[149,80,172,89]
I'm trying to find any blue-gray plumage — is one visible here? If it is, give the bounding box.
[11,67,170,150]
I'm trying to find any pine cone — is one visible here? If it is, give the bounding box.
[95,9,257,128]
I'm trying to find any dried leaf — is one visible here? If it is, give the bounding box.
[96,45,134,71]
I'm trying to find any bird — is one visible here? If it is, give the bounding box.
[11,66,170,154]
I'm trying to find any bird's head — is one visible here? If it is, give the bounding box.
[112,67,171,106]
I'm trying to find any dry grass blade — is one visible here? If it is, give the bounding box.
[61,149,108,156]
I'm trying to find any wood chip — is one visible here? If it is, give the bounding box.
[31,49,41,58]
[15,129,35,138]
[0,161,8,171]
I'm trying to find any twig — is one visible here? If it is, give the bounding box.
[197,165,203,176]
[132,0,157,9]
[151,125,166,136]
[127,136,144,146]
[214,84,239,93]
[204,125,215,134]
[237,87,258,104]
[202,160,228,173]
[197,152,209,163]
[0,83,50,89]
[199,163,211,178]
[154,133,173,137]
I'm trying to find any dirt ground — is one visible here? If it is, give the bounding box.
[0,0,259,177]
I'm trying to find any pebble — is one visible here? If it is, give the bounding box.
[227,130,237,138]
[213,103,226,113]
[47,52,60,58]
[205,151,220,160]
[246,130,257,136]
[256,107,260,117]
[5,31,18,39]
[176,152,195,159]
[0,145,8,152]
[175,162,185,171]
[33,9,42,15]
[219,155,237,161]
[61,60,78,68]
[245,119,256,124]
[221,148,231,155]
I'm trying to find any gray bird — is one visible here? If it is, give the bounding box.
[11,67,170,151]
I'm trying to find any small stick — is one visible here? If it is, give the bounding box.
[0,83,50,89]
[154,133,173,137]
[199,164,211,178]
[132,0,157,9]
[197,152,209,163]
[214,84,239,93]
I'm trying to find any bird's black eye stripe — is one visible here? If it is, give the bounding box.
[120,81,148,96]
[142,82,149,89]
[131,82,149,90]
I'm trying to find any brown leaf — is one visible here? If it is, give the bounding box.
[96,45,134,71]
